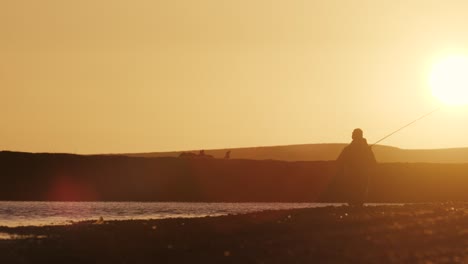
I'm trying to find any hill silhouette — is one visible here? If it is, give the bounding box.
[123,143,468,163]
[2,150,468,202]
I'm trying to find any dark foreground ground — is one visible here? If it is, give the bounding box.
[1,203,468,264]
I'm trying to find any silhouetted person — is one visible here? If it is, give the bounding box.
[224,151,231,159]
[179,152,197,158]
[198,150,214,158]
[336,128,377,206]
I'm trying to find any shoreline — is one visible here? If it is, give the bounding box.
[1,203,467,263]
[0,202,344,228]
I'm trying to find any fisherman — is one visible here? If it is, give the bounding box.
[336,128,377,206]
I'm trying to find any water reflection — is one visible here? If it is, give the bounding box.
[0,202,342,227]
[0,232,47,240]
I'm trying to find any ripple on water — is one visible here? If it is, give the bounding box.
[0,232,47,240]
[0,201,343,227]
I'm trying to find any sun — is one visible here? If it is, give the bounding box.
[429,55,468,106]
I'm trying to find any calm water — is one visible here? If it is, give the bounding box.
[0,202,340,227]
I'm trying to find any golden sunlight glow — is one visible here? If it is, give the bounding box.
[429,55,468,106]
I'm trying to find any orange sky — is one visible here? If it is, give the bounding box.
[2,0,468,154]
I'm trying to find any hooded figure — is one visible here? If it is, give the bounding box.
[336,128,377,206]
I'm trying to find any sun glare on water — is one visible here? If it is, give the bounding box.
[429,55,468,106]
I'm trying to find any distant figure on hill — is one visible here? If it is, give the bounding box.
[179,150,214,159]
[336,128,377,206]
[224,151,231,159]
[179,152,198,158]
[198,150,214,159]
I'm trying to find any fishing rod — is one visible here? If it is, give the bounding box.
[364,107,440,203]
[371,107,441,147]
